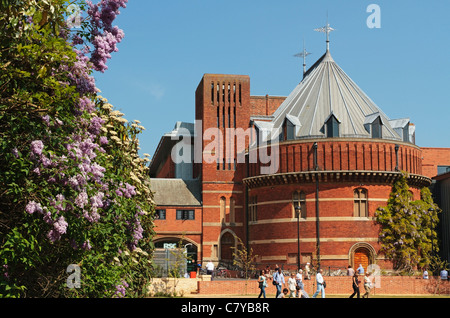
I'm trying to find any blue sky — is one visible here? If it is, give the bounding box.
[94,1,450,157]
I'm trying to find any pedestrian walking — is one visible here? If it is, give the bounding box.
[206,260,215,280]
[257,270,267,298]
[288,273,297,298]
[312,268,325,298]
[362,272,372,298]
[272,267,285,298]
[295,269,304,297]
[349,272,360,298]
[347,265,355,276]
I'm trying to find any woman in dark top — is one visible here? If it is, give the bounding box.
[349,272,360,298]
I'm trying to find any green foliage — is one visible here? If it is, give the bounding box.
[375,173,441,273]
[0,0,156,297]
[231,236,258,280]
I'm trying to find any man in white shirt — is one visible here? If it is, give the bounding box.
[206,261,215,280]
[312,268,325,298]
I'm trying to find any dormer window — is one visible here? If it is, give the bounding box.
[282,118,295,141]
[325,114,340,138]
[371,116,382,139]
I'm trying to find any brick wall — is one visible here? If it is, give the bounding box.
[422,147,450,178]
[248,139,423,178]
[197,276,450,296]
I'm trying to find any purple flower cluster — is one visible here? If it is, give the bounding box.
[114,280,129,298]
[127,214,143,251]
[26,198,68,243]
[88,116,105,136]
[78,96,96,113]
[87,0,127,72]
[67,49,98,95]
[47,216,68,242]
[26,201,44,214]
[115,183,136,198]
[30,140,44,157]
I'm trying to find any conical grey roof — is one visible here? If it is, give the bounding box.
[253,49,412,143]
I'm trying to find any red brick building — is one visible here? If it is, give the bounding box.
[149,39,449,272]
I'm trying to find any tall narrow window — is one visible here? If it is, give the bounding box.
[211,82,215,104]
[230,197,235,223]
[239,83,242,105]
[326,115,340,138]
[293,191,307,218]
[249,196,257,222]
[220,197,226,223]
[353,189,368,217]
[372,117,382,139]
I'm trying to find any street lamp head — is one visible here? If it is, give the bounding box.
[428,207,435,212]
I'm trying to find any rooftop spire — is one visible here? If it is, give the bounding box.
[314,15,335,52]
[294,39,312,78]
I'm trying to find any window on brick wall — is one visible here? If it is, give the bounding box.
[176,210,195,220]
[155,209,166,220]
[293,191,307,218]
[220,196,226,223]
[249,196,257,222]
[353,188,368,217]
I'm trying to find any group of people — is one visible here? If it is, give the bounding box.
[257,264,375,299]
[257,264,312,298]
[347,264,373,298]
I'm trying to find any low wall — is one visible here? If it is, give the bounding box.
[197,276,450,296]
[147,275,211,297]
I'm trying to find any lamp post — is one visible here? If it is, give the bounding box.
[295,205,302,270]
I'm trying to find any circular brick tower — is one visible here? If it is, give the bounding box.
[243,48,431,271]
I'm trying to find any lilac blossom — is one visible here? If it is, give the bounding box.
[75,191,89,209]
[81,240,92,250]
[99,136,108,145]
[25,201,43,214]
[88,116,105,136]
[30,140,44,156]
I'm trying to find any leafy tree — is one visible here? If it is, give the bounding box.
[375,173,440,273]
[0,0,155,297]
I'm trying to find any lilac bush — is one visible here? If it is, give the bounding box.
[0,0,155,297]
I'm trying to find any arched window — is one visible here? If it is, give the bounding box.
[293,191,307,218]
[354,188,368,217]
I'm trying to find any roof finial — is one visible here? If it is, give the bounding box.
[294,38,312,78]
[314,14,335,52]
